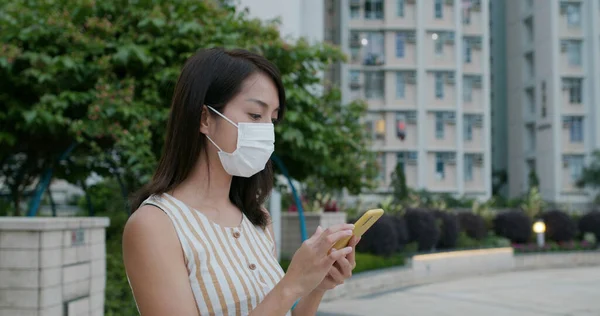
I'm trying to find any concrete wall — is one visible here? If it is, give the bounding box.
[0,217,109,316]
[280,212,346,259]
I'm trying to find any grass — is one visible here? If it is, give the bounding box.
[279,252,406,275]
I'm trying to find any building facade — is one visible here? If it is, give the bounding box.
[503,0,600,207]
[234,0,325,43]
[338,0,492,199]
[489,0,508,197]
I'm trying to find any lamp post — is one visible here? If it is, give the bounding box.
[533,220,546,248]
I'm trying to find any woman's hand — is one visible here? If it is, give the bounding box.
[314,235,360,292]
[282,224,355,298]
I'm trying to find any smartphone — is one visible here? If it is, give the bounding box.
[331,208,385,250]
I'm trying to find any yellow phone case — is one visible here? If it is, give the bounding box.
[332,208,385,250]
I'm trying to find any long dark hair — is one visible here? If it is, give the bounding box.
[131,48,286,228]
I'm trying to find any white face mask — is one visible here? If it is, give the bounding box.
[205,105,275,178]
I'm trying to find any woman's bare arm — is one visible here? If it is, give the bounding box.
[123,205,199,316]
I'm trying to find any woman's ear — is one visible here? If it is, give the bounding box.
[199,105,210,135]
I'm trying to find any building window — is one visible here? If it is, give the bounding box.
[565,155,584,183]
[434,37,444,55]
[464,39,472,63]
[396,72,406,99]
[462,0,472,24]
[565,3,581,27]
[397,151,418,171]
[396,112,406,139]
[435,153,445,179]
[464,115,473,141]
[375,114,386,140]
[435,112,445,139]
[397,0,405,17]
[365,0,384,20]
[464,154,474,182]
[396,33,405,58]
[541,81,547,117]
[463,76,473,102]
[435,73,444,99]
[569,79,582,104]
[365,71,385,99]
[435,0,443,19]
[350,6,360,19]
[566,41,582,66]
[565,116,584,143]
[397,152,405,172]
[526,88,535,114]
[564,78,583,104]
[349,70,360,83]
[363,32,385,66]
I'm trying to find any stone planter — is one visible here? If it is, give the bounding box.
[280,212,347,259]
[0,217,110,316]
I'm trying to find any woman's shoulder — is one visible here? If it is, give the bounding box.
[123,203,179,252]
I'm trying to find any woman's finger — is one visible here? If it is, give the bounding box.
[328,265,345,284]
[346,236,360,268]
[336,257,353,278]
[316,224,354,253]
[326,246,353,266]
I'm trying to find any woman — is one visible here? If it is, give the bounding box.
[123,48,359,316]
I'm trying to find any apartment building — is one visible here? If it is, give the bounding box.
[503,0,600,207]
[490,0,508,196]
[338,0,492,199]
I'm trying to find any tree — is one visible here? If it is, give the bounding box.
[0,0,377,212]
[528,169,539,190]
[521,186,545,219]
[577,150,600,201]
[390,162,408,202]
[492,169,508,196]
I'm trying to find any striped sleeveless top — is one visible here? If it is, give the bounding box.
[142,193,290,316]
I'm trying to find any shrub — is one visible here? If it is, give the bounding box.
[404,208,440,251]
[355,214,399,257]
[493,210,532,243]
[76,179,136,315]
[391,215,409,252]
[458,212,487,240]
[579,211,600,242]
[433,210,460,249]
[456,232,481,249]
[540,210,577,242]
[279,252,405,274]
[513,240,596,253]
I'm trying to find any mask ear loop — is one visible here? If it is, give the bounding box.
[206,105,238,127]
[205,135,223,152]
[204,105,236,153]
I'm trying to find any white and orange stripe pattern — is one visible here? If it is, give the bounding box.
[142,193,290,316]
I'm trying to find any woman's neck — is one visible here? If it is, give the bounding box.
[173,157,232,209]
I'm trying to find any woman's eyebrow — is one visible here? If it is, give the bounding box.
[246,98,279,112]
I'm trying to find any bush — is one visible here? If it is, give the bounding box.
[433,210,460,249]
[404,209,440,251]
[457,232,511,249]
[513,240,596,253]
[457,212,487,240]
[540,210,577,242]
[279,252,405,274]
[493,210,532,243]
[354,214,399,257]
[78,180,136,315]
[391,215,409,252]
[579,211,600,242]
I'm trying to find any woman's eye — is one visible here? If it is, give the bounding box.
[249,113,262,120]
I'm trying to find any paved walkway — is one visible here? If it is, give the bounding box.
[317,267,600,316]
